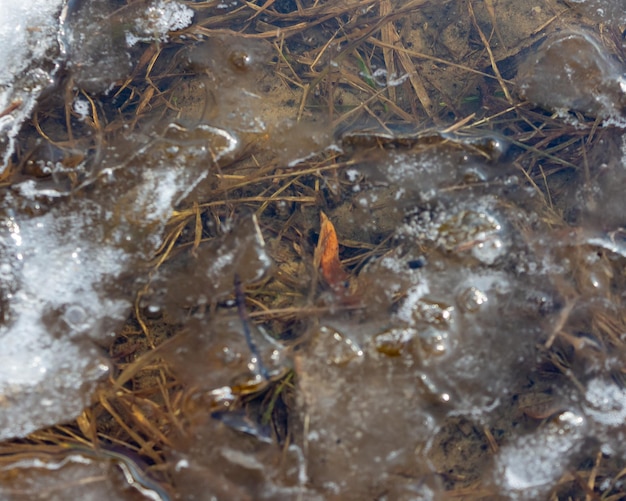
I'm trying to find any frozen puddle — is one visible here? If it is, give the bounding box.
[0,0,625,499]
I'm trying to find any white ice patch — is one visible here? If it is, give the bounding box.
[0,0,65,172]
[0,123,216,439]
[455,270,511,312]
[134,167,182,224]
[400,197,508,264]
[395,282,430,324]
[127,0,194,46]
[495,412,585,499]
[72,97,90,121]
[585,377,626,427]
[0,202,128,438]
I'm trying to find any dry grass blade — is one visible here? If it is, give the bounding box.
[379,0,398,103]
[372,39,515,84]
[468,1,512,104]
[377,17,436,121]
[97,394,162,464]
[0,99,22,119]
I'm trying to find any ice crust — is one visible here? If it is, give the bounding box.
[0,0,65,171]
[0,139,215,438]
[126,0,194,46]
[152,128,624,500]
[292,124,626,497]
[0,452,120,501]
[0,0,205,439]
[566,0,626,24]
[495,412,586,500]
[518,30,626,126]
[0,0,194,170]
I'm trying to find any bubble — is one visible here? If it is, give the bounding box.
[411,299,455,329]
[457,286,488,313]
[419,326,450,357]
[229,50,251,70]
[63,305,87,328]
[372,327,417,357]
[143,304,162,319]
[320,326,364,365]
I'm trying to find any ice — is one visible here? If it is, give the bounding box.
[169,426,320,500]
[566,0,626,24]
[1,0,626,497]
[0,448,168,501]
[143,215,272,318]
[290,146,585,501]
[295,322,441,500]
[0,24,248,438]
[65,1,191,94]
[291,164,564,493]
[127,0,194,46]
[0,0,196,172]
[399,197,508,265]
[0,132,217,438]
[585,377,626,427]
[0,0,64,172]
[150,96,626,498]
[494,412,585,500]
[0,201,127,437]
[565,132,626,230]
[0,453,116,501]
[0,10,328,441]
[163,313,287,398]
[518,31,626,125]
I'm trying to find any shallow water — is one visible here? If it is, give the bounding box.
[0,0,625,499]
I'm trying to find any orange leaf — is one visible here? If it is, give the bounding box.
[315,212,349,290]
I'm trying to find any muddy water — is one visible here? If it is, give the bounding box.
[0,0,625,500]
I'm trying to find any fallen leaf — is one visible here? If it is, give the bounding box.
[314,212,349,291]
